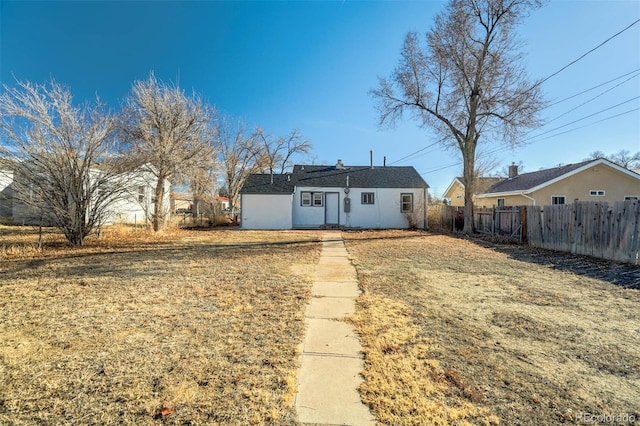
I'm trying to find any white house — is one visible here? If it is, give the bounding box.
[0,164,170,226]
[240,161,429,230]
[0,169,13,219]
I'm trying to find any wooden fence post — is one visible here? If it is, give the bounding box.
[520,206,527,244]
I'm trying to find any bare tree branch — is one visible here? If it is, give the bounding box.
[372,0,546,233]
[0,78,129,245]
[120,72,215,231]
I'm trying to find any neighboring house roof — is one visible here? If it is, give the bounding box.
[478,159,640,197]
[443,176,504,197]
[171,193,193,201]
[240,164,429,194]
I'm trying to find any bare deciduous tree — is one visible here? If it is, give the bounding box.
[0,79,128,245]
[252,128,312,176]
[121,73,215,231]
[215,117,261,217]
[372,0,546,233]
[587,149,640,170]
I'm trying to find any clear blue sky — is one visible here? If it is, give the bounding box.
[1,0,639,197]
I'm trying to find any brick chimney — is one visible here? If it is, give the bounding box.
[508,162,519,178]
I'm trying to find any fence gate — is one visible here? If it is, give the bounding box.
[474,206,525,242]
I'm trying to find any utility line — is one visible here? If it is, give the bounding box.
[523,107,640,144]
[390,21,640,167]
[388,141,440,165]
[419,107,640,176]
[537,18,640,87]
[548,68,640,107]
[544,72,640,126]
[525,95,640,142]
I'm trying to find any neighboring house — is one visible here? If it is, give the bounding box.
[475,159,640,207]
[215,196,230,211]
[240,160,429,230]
[2,164,170,226]
[0,169,13,219]
[105,167,171,225]
[171,193,193,213]
[443,176,504,207]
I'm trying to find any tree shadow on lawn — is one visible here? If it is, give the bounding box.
[472,238,640,290]
[0,238,322,281]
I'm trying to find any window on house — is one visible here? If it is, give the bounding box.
[362,192,375,205]
[401,193,413,213]
[625,196,638,200]
[589,190,605,196]
[138,186,145,203]
[497,198,505,207]
[301,191,323,207]
[551,196,566,205]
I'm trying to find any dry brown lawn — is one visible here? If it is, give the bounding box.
[0,225,323,425]
[344,230,640,426]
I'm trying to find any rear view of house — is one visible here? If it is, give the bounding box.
[240,160,429,230]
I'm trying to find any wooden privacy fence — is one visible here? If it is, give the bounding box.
[475,206,525,242]
[527,201,640,264]
[428,201,639,264]
[428,204,463,232]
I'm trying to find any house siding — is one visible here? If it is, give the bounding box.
[292,187,425,229]
[478,164,640,206]
[445,180,466,207]
[0,170,13,218]
[241,193,293,229]
[4,167,169,226]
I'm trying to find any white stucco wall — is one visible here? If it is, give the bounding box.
[293,186,426,229]
[241,193,293,229]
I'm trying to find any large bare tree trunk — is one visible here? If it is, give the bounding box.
[153,176,166,232]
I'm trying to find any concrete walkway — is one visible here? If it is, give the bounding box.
[295,232,375,426]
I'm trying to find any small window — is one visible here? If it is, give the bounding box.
[551,196,566,205]
[301,191,323,207]
[625,196,638,200]
[138,186,146,203]
[497,198,505,207]
[589,190,605,197]
[401,193,413,213]
[362,192,375,205]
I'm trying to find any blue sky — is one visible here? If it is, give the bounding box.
[1,0,639,197]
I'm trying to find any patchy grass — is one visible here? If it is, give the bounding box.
[344,230,640,426]
[0,226,322,425]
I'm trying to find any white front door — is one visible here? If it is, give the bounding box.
[325,192,340,225]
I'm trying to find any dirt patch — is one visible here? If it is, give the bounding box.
[0,228,322,425]
[344,230,640,426]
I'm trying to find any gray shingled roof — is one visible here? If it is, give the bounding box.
[483,160,593,194]
[240,164,429,194]
[240,174,295,194]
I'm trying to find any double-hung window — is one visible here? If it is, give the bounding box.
[401,193,413,213]
[301,191,323,207]
[361,192,375,205]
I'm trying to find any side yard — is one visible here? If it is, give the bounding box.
[344,230,640,426]
[0,228,322,425]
